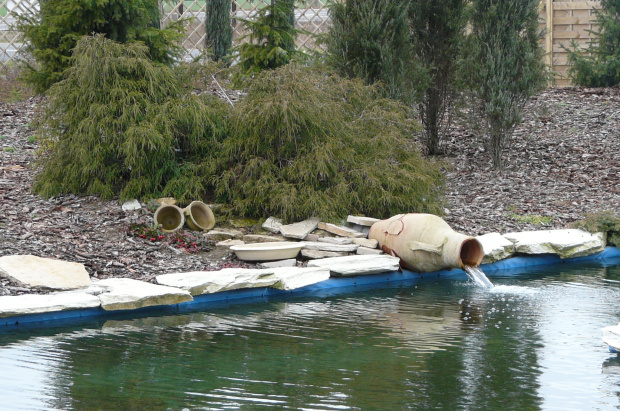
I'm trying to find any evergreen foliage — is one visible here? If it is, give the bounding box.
[33,36,229,203]
[234,1,303,74]
[465,0,548,169]
[409,0,467,155]
[216,64,445,222]
[566,0,620,87]
[205,0,233,62]
[324,0,412,101]
[15,0,184,93]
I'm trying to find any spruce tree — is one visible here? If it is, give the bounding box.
[465,0,548,169]
[15,0,184,93]
[566,0,620,87]
[205,0,233,62]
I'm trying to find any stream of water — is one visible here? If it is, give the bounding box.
[464,265,495,289]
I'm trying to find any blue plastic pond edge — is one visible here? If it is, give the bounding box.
[2,247,620,330]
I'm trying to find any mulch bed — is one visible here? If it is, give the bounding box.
[1,87,619,296]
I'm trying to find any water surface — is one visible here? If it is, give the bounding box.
[1,262,620,410]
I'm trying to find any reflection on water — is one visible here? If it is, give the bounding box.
[0,262,619,410]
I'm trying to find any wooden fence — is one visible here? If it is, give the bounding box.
[541,0,602,86]
[0,0,604,87]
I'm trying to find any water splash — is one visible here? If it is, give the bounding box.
[464,266,494,289]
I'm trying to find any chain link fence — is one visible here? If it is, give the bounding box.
[0,0,331,64]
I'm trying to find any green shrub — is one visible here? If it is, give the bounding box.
[214,64,445,222]
[464,0,548,169]
[205,0,233,62]
[571,211,620,247]
[15,0,184,93]
[324,0,412,102]
[234,1,304,75]
[33,36,230,203]
[566,0,620,87]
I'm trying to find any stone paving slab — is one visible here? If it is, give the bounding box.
[0,255,92,291]
[0,292,101,318]
[307,254,401,276]
[92,278,193,311]
[503,229,605,259]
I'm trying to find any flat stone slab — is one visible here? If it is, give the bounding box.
[353,238,378,249]
[318,237,354,245]
[0,255,92,291]
[157,266,330,294]
[503,229,606,259]
[356,247,384,255]
[157,269,278,295]
[204,228,244,242]
[0,292,101,318]
[318,222,367,238]
[279,218,320,240]
[476,233,515,263]
[301,241,359,253]
[307,254,400,276]
[347,215,380,226]
[301,249,349,260]
[121,199,141,211]
[216,239,245,247]
[258,258,297,269]
[262,217,283,234]
[92,278,192,311]
[270,267,331,290]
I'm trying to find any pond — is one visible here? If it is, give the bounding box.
[1,261,620,410]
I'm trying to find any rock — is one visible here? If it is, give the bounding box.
[318,237,354,245]
[0,292,101,318]
[204,228,244,242]
[303,233,320,242]
[262,217,283,233]
[301,241,359,253]
[347,215,380,226]
[307,254,400,276]
[356,247,384,255]
[156,268,278,295]
[318,222,367,238]
[228,217,260,228]
[352,238,378,248]
[270,267,331,290]
[279,217,320,239]
[154,197,176,205]
[244,234,287,244]
[301,249,350,260]
[258,259,297,269]
[346,216,380,235]
[93,278,192,311]
[121,199,141,212]
[476,233,515,263]
[0,255,92,291]
[503,229,606,259]
[216,239,245,247]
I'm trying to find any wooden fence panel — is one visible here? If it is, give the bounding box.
[541,0,601,86]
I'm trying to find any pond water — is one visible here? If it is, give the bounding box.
[1,262,620,410]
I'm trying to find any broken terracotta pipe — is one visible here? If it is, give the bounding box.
[368,213,484,272]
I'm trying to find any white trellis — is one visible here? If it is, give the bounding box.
[0,0,332,64]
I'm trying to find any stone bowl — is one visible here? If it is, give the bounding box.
[230,242,303,262]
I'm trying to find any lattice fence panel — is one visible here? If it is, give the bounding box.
[0,0,38,63]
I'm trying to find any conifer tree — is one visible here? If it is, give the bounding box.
[15,0,184,93]
[566,0,620,86]
[205,0,233,62]
[465,0,548,169]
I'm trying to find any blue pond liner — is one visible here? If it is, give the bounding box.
[2,247,620,330]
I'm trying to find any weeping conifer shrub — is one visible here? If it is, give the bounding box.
[33,35,230,203]
[205,0,233,62]
[214,64,445,223]
[566,0,620,87]
[324,0,412,102]
[464,0,548,169]
[15,0,184,93]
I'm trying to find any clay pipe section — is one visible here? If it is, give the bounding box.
[368,213,484,272]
